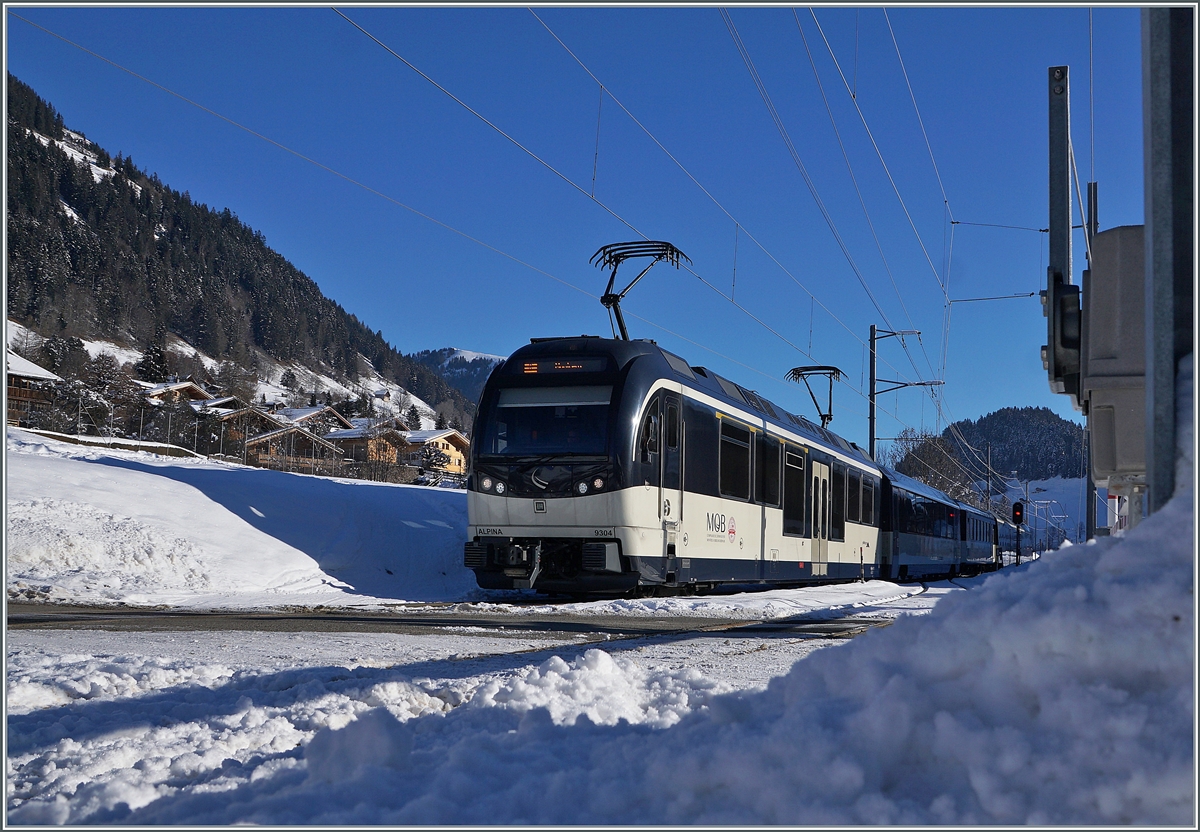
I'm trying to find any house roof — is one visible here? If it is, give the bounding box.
[144,380,214,401]
[403,429,470,448]
[207,406,288,427]
[275,406,355,429]
[190,395,247,413]
[244,424,341,452]
[6,350,62,382]
[324,426,409,442]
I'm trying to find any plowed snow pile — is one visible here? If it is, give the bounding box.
[5,428,475,606]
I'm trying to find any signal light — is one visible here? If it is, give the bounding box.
[1012,502,1024,524]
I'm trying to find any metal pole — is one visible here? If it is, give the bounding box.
[1086,431,1097,539]
[868,325,877,460]
[1143,7,1194,515]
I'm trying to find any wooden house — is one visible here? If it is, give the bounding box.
[325,424,410,464]
[142,379,215,406]
[244,424,343,475]
[398,429,470,474]
[6,350,61,426]
[273,405,355,437]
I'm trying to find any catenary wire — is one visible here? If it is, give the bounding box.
[792,11,931,382]
[720,8,898,333]
[807,8,949,304]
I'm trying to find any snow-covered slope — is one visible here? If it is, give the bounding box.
[6,428,474,606]
[7,320,442,428]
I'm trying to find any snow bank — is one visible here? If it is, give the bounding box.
[5,635,740,824]
[6,428,475,606]
[10,486,1187,825]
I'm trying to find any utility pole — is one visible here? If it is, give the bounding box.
[868,326,942,461]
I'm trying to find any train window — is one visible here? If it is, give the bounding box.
[666,404,679,450]
[756,434,781,507]
[484,385,612,455]
[898,492,913,534]
[640,400,660,462]
[783,450,806,536]
[847,469,861,524]
[683,399,719,497]
[830,462,845,541]
[861,477,874,526]
[719,420,751,500]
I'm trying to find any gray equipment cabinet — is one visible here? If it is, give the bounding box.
[1080,225,1147,516]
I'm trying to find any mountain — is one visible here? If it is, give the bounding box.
[411,348,504,406]
[944,406,1086,482]
[5,73,474,426]
[885,405,1087,505]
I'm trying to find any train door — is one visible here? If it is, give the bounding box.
[661,391,682,581]
[811,460,830,575]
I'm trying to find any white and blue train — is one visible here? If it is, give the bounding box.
[464,335,1028,596]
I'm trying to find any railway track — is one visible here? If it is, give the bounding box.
[6,602,893,641]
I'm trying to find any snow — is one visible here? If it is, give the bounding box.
[5,428,473,607]
[446,348,505,364]
[6,350,61,382]
[27,128,114,185]
[7,319,440,428]
[4,355,1193,825]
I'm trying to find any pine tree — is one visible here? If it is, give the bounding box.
[435,411,448,430]
[405,404,422,431]
[135,343,168,382]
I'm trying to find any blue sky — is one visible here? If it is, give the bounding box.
[6,6,1144,453]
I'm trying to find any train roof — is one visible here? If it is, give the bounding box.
[879,465,962,507]
[508,336,874,467]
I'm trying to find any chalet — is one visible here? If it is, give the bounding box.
[325,423,410,464]
[398,429,470,474]
[6,350,61,426]
[244,424,342,474]
[203,406,289,457]
[142,379,215,406]
[190,395,250,415]
[273,405,355,437]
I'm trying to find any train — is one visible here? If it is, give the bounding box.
[463,334,1032,596]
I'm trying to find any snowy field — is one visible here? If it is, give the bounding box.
[4,352,1194,825]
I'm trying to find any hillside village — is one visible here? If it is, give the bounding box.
[6,322,471,486]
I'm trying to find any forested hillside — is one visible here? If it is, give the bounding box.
[5,73,472,418]
[885,405,1086,504]
[411,348,503,405]
[947,406,1086,482]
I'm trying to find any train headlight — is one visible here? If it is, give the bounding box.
[494,480,506,495]
[480,476,494,492]
[592,477,605,491]
[576,481,589,495]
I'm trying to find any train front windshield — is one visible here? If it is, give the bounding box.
[479,385,612,455]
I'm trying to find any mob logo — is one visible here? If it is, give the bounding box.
[707,512,736,542]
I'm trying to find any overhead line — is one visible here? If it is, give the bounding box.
[331,8,645,239]
[720,8,897,332]
[792,10,934,384]
[807,9,949,304]
[883,9,953,217]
